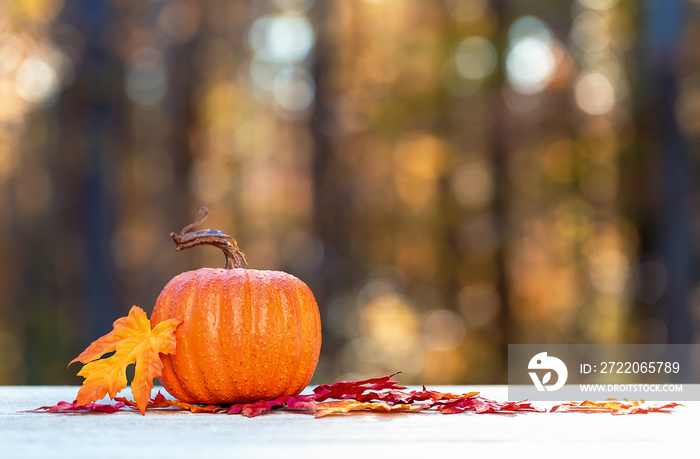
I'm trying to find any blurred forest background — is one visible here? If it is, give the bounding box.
[1,0,700,386]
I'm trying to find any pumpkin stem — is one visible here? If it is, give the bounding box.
[170,206,249,269]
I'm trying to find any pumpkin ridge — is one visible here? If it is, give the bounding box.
[275,275,299,395]
[262,272,284,399]
[192,268,219,402]
[299,278,321,391]
[221,270,242,401]
[240,268,255,399]
[212,270,234,401]
[283,278,306,395]
[303,278,322,386]
[269,277,293,397]
[251,271,273,398]
[179,271,209,402]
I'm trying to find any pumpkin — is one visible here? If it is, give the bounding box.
[151,207,322,404]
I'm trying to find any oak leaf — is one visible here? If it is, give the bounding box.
[69,305,182,415]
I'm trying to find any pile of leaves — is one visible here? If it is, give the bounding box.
[25,306,683,417]
[29,372,540,417]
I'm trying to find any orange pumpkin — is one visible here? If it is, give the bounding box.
[151,207,322,404]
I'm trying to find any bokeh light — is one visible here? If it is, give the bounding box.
[453,36,497,81]
[444,0,489,23]
[273,67,315,112]
[249,14,315,65]
[505,17,557,94]
[578,0,619,11]
[571,11,610,53]
[125,47,168,106]
[575,72,616,115]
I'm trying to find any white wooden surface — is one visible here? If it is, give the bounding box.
[1,385,697,458]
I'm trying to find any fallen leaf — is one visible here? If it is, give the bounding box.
[69,305,182,415]
[438,397,540,414]
[350,388,480,404]
[312,373,540,416]
[351,389,417,404]
[550,400,683,415]
[315,399,427,418]
[116,391,227,414]
[27,365,683,418]
[417,387,481,401]
[313,372,406,402]
[228,399,284,417]
[282,394,317,413]
[24,400,125,414]
[228,394,317,417]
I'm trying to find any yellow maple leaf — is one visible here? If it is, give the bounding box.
[69,305,182,415]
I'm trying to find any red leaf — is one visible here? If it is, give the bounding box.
[228,394,317,417]
[229,399,282,417]
[352,389,417,404]
[311,373,539,416]
[438,397,540,414]
[313,372,406,402]
[25,400,125,414]
[280,394,316,413]
[116,391,227,414]
[350,388,478,404]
